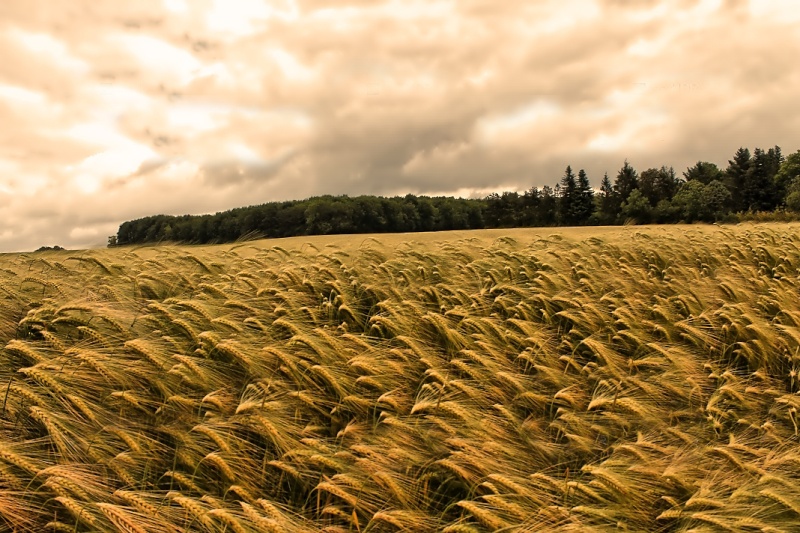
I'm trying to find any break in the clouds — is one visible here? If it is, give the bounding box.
[0,0,798,251]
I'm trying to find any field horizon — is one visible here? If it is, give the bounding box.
[1,223,800,531]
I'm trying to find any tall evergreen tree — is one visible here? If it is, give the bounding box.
[558,166,578,225]
[725,147,751,212]
[742,148,778,212]
[613,160,639,203]
[574,169,595,223]
[766,146,784,205]
[596,172,618,223]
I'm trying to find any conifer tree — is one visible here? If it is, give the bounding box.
[596,172,618,223]
[574,169,595,223]
[613,160,639,203]
[558,166,578,225]
[725,147,751,212]
[742,148,777,212]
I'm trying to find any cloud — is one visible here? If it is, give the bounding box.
[0,0,798,251]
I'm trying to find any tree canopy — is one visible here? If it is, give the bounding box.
[113,144,799,246]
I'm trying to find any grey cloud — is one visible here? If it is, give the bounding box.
[199,151,297,188]
[0,0,799,251]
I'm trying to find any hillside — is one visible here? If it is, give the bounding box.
[1,224,800,531]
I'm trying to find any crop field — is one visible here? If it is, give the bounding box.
[1,224,800,532]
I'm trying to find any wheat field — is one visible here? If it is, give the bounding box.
[0,224,799,532]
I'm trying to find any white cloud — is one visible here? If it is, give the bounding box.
[475,101,561,144]
[269,48,314,81]
[111,34,203,85]
[0,83,48,107]
[7,28,90,75]
[0,0,797,251]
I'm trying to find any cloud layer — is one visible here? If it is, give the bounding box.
[0,0,798,251]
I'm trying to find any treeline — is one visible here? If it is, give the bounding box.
[115,145,800,245]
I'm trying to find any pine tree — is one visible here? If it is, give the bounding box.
[574,169,595,224]
[558,166,578,225]
[742,148,777,212]
[766,146,784,206]
[613,160,639,203]
[725,147,751,212]
[596,172,618,223]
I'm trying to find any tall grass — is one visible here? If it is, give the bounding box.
[0,225,799,531]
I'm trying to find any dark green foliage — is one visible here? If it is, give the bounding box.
[785,177,800,212]
[671,180,706,222]
[117,195,486,245]
[774,150,800,204]
[557,166,578,225]
[725,147,751,212]
[671,180,730,222]
[620,189,652,223]
[485,192,522,227]
[639,166,681,206]
[115,144,798,245]
[538,185,558,226]
[700,180,733,221]
[741,148,780,212]
[574,169,595,224]
[594,172,618,224]
[683,161,724,184]
[613,160,639,203]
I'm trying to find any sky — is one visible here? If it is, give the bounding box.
[0,0,799,251]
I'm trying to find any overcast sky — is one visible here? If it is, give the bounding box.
[1,0,798,251]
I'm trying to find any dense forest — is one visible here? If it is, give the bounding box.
[114,145,800,246]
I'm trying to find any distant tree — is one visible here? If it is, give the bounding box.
[684,161,724,184]
[305,198,355,235]
[775,150,800,205]
[766,146,785,207]
[725,147,751,211]
[485,192,521,227]
[574,169,595,224]
[672,180,706,222]
[520,187,541,226]
[767,146,784,176]
[785,177,800,212]
[641,166,681,207]
[107,236,118,247]
[595,172,618,224]
[538,185,557,225]
[558,166,578,225]
[742,147,778,212]
[620,189,652,224]
[416,197,437,231]
[653,199,680,223]
[613,160,639,203]
[700,181,732,221]
[639,168,661,206]
[484,193,502,227]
